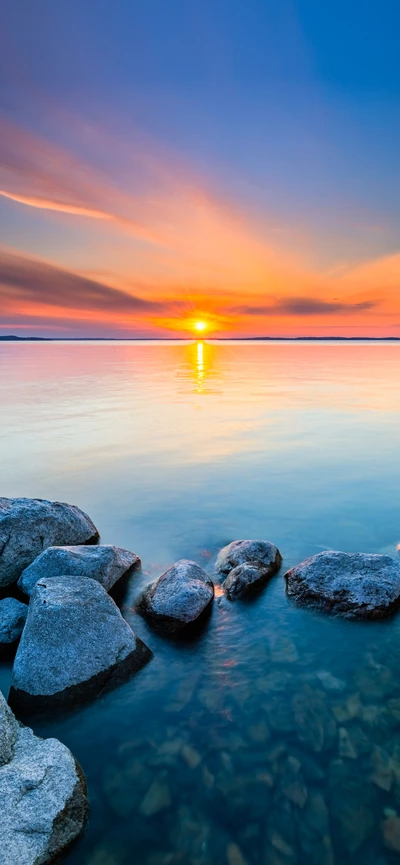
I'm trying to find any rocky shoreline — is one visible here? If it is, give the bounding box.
[2,495,400,863]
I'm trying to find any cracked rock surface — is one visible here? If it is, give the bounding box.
[285,550,400,618]
[0,690,88,865]
[18,544,140,597]
[9,575,152,713]
[0,497,99,588]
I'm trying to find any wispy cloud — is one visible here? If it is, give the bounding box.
[233,297,377,316]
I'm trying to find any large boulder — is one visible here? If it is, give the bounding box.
[18,544,140,597]
[9,575,152,713]
[285,551,400,619]
[0,598,28,646]
[137,559,214,633]
[0,497,99,588]
[0,690,88,864]
[216,540,282,599]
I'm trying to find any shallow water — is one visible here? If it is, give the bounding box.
[1,339,400,864]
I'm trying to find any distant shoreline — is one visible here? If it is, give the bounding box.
[1,335,400,343]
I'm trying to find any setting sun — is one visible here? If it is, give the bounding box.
[193,320,207,333]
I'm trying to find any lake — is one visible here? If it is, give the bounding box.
[1,339,400,864]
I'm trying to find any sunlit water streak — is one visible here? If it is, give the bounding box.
[1,340,400,864]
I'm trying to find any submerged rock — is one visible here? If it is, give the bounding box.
[0,690,88,864]
[0,497,99,588]
[137,559,214,633]
[9,575,152,713]
[285,551,400,618]
[18,544,140,596]
[0,598,28,645]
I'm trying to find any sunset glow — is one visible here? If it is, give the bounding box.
[0,3,399,340]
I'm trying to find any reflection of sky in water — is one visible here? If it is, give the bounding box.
[2,341,400,864]
[1,340,399,568]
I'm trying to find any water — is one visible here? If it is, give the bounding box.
[1,340,400,864]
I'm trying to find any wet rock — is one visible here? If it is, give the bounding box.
[137,559,214,633]
[279,757,308,808]
[182,744,201,768]
[0,690,88,864]
[9,575,152,713]
[316,670,346,691]
[328,762,377,853]
[338,727,357,759]
[216,540,282,598]
[223,564,273,600]
[369,746,393,792]
[226,842,249,865]
[296,790,334,865]
[0,690,19,766]
[285,550,400,618]
[292,688,337,753]
[0,597,27,645]
[139,778,172,816]
[269,637,299,664]
[382,815,400,852]
[331,692,361,723]
[18,544,139,596]
[0,497,99,588]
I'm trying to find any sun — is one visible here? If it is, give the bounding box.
[193,320,207,334]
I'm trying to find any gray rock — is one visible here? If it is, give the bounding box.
[0,690,88,864]
[223,564,274,600]
[0,598,28,645]
[0,497,99,588]
[216,540,281,598]
[0,691,19,767]
[18,544,140,597]
[285,550,400,619]
[9,575,152,713]
[137,559,214,633]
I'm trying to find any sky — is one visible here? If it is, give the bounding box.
[0,0,399,338]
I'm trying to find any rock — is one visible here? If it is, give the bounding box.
[316,670,346,691]
[0,598,28,645]
[139,778,171,816]
[382,815,400,852]
[18,544,140,596]
[137,559,214,633]
[0,497,99,588]
[0,690,87,864]
[216,539,281,583]
[226,842,249,865]
[182,744,201,768]
[285,551,400,618]
[292,687,337,753]
[0,691,19,766]
[223,564,273,599]
[9,575,152,713]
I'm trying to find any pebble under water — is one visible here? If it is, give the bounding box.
[1,339,400,864]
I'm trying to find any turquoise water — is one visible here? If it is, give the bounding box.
[1,340,400,864]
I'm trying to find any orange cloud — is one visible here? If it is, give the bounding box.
[1,115,400,336]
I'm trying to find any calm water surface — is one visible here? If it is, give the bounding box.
[1,340,400,865]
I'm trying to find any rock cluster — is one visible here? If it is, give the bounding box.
[0,690,88,865]
[216,539,282,600]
